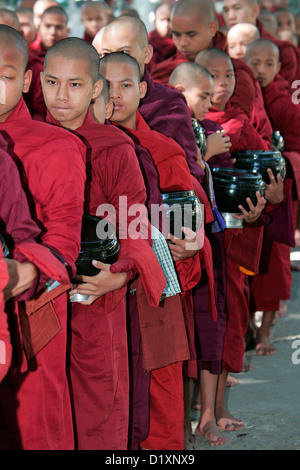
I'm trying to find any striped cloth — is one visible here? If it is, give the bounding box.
[151,225,181,300]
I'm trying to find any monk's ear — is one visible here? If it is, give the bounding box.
[276,61,282,74]
[23,69,32,94]
[174,83,186,93]
[92,78,103,100]
[143,44,153,65]
[105,101,114,120]
[208,21,218,39]
[253,4,260,20]
[139,80,147,99]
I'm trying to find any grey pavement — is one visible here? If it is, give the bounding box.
[192,248,300,451]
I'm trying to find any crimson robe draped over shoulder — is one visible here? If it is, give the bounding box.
[0,253,10,383]
[148,29,176,66]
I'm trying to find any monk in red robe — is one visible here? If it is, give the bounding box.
[245,38,296,353]
[42,37,166,450]
[0,26,86,450]
[99,50,208,451]
[148,3,176,68]
[222,0,300,91]
[195,48,288,430]
[226,22,273,148]
[25,5,69,121]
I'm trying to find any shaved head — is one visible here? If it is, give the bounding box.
[0,23,28,70]
[227,22,260,41]
[169,61,213,89]
[0,8,20,31]
[195,47,233,68]
[103,15,149,48]
[245,38,280,63]
[99,51,141,81]
[171,0,216,25]
[44,37,100,83]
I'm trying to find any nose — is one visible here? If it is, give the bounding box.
[56,83,68,101]
[109,84,121,100]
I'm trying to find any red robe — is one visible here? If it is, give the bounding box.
[250,81,273,149]
[47,110,166,450]
[0,254,10,384]
[205,102,270,153]
[148,29,177,68]
[204,102,270,372]
[25,38,48,121]
[0,98,86,450]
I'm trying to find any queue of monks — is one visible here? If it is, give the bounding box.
[0,0,299,451]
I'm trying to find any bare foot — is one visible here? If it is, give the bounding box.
[184,427,194,450]
[242,355,252,372]
[226,375,239,387]
[216,409,244,432]
[256,333,278,355]
[195,419,227,446]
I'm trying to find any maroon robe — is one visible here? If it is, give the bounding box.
[0,98,86,450]
[148,29,176,66]
[0,255,9,383]
[26,38,48,121]
[47,110,166,450]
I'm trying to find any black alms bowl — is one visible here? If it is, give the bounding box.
[212,167,265,214]
[233,150,286,184]
[162,190,202,238]
[75,214,120,276]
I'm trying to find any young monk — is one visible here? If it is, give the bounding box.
[226,23,273,148]
[195,48,285,430]
[0,25,86,450]
[245,38,297,352]
[148,2,176,67]
[222,0,300,91]
[41,37,166,450]
[32,0,59,31]
[0,7,20,30]
[16,7,36,44]
[25,5,69,120]
[99,50,206,451]
[81,1,109,44]
[169,61,232,446]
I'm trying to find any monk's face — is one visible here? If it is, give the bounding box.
[245,46,280,87]
[183,77,214,121]
[90,93,113,124]
[0,41,31,122]
[81,6,108,39]
[17,11,36,44]
[97,25,153,77]
[227,28,256,59]
[39,13,69,49]
[204,57,235,110]
[223,0,259,28]
[276,11,295,33]
[100,60,146,129]
[41,54,102,129]
[171,13,218,61]
[155,5,172,38]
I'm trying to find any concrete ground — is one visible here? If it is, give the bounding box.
[192,248,300,451]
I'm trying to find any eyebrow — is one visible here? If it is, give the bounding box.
[44,73,85,81]
[171,29,198,34]
[1,64,17,71]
